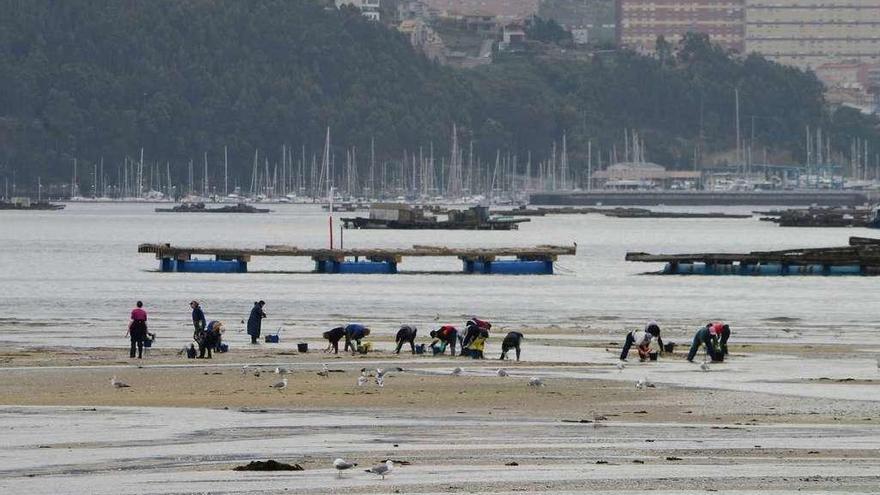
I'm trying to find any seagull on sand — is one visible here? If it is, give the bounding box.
[636,377,652,389]
[110,376,130,388]
[497,368,509,377]
[275,366,289,375]
[240,365,250,375]
[365,460,394,479]
[616,361,626,372]
[700,360,711,372]
[527,376,544,387]
[357,375,369,387]
[451,367,463,376]
[270,378,288,390]
[317,364,330,378]
[376,375,385,388]
[333,458,357,477]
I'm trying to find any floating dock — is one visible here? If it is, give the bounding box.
[758,207,876,228]
[138,243,576,275]
[493,206,751,219]
[626,237,880,276]
[531,191,869,207]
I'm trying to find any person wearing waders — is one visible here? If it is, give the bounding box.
[190,301,206,341]
[395,325,418,354]
[322,326,346,354]
[429,325,458,356]
[687,323,722,362]
[128,301,148,359]
[620,321,664,361]
[500,331,524,361]
[344,324,371,353]
[247,301,266,344]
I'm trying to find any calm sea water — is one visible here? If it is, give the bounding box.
[1,202,876,348]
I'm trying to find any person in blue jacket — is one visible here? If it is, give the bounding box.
[190,301,206,341]
[344,323,371,353]
[247,301,266,344]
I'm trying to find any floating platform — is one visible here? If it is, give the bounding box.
[494,206,751,219]
[531,191,869,207]
[758,206,875,228]
[139,243,576,275]
[155,202,269,213]
[626,237,880,276]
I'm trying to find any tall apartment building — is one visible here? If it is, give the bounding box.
[616,0,745,53]
[336,0,381,21]
[744,0,880,69]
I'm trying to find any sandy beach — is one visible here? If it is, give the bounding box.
[1,337,879,494]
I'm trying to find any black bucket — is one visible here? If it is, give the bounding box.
[648,351,658,361]
[663,342,676,353]
[415,344,425,355]
[297,343,308,353]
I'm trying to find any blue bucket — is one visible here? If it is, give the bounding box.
[265,335,280,343]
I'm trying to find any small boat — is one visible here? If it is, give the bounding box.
[0,198,65,210]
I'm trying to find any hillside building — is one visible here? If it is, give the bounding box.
[744,0,880,69]
[616,0,745,53]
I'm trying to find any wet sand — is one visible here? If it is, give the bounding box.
[1,341,879,493]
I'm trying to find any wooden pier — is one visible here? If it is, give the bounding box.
[625,237,880,276]
[138,243,577,275]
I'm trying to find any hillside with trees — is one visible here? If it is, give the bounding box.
[0,0,876,193]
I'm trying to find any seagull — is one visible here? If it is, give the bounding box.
[274,367,289,375]
[376,375,384,388]
[451,367,463,376]
[270,378,288,390]
[433,313,440,321]
[240,365,250,375]
[253,369,261,378]
[616,361,626,372]
[527,376,544,387]
[636,377,650,389]
[365,460,393,479]
[497,368,509,377]
[700,360,711,372]
[317,364,330,378]
[357,375,369,387]
[110,376,130,388]
[333,458,357,477]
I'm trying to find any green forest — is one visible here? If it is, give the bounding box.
[0,0,877,191]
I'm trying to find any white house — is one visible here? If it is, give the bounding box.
[335,0,381,21]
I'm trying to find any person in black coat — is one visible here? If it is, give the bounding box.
[500,331,524,361]
[395,325,418,354]
[190,301,206,341]
[247,301,266,344]
[323,326,346,354]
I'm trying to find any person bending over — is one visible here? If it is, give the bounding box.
[344,324,371,353]
[687,323,723,362]
[323,326,346,354]
[429,325,458,356]
[620,321,664,361]
[395,325,418,354]
[500,331,524,361]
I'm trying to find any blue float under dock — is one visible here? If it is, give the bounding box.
[161,258,248,273]
[315,259,398,274]
[663,262,865,276]
[140,243,576,275]
[464,259,554,275]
